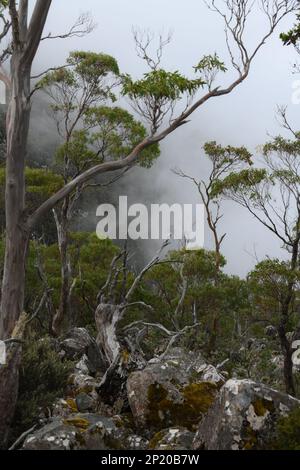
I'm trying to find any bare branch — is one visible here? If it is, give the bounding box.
[125,239,170,302]
[0,65,11,89]
[133,28,172,71]
[123,321,201,358]
[276,105,299,139]
[41,13,95,41]
[0,12,11,43]
[31,63,72,80]
[120,301,154,312]
[9,424,37,451]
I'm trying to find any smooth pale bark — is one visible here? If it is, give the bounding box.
[0,0,52,339]
[0,53,31,339]
[0,0,52,448]
[95,303,122,365]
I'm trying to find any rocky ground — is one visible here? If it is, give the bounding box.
[20,328,300,451]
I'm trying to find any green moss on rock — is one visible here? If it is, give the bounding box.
[252,398,275,417]
[242,421,258,450]
[146,382,217,431]
[148,430,165,449]
[63,416,90,430]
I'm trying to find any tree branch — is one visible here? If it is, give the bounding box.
[41,13,95,41]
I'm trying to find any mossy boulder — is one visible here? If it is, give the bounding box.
[127,348,223,433]
[193,379,300,450]
[23,413,148,450]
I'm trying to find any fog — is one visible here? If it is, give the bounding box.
[11,1,300,276]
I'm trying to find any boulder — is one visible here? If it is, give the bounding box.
[23,413,148,450]
[148,427,194,450]
[23,419,82,450]
[59,328,106,374]
[193,378,300,450]
[127,348,224,433]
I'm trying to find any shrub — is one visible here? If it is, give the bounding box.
[10,335,74,443]
[270,406,300,450]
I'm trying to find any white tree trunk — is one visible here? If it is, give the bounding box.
[95,303,122,365]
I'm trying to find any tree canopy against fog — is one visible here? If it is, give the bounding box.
[206,111,300,394]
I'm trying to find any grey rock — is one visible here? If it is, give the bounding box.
[127,348,224,433]
[76,393,95,413]
[193,378,300,450]
[23,413,148,450]
[59,327,106,374]
[22,419,81,450]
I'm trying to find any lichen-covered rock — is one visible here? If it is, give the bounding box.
[51,348,101,420]
[193,379,300,450]
[148,427,194,450]
[75,393,96,413]
[127,348,224,433]
[23,413,148,450]
[59,328,106,374]
[22,419,82,450]
[67,371,99,395]
[52,398,79,418]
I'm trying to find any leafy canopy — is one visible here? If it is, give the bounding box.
[84,106,160,168]
[37,51,120,106]
[210,168,267,199]
[122,69,205,101]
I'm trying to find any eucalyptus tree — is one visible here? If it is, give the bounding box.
[175,142,252,273]
[211,128,300,394]
[0,0,297,447]
[174,142,252,352]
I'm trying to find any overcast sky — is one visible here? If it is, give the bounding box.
[3,0,299,276]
